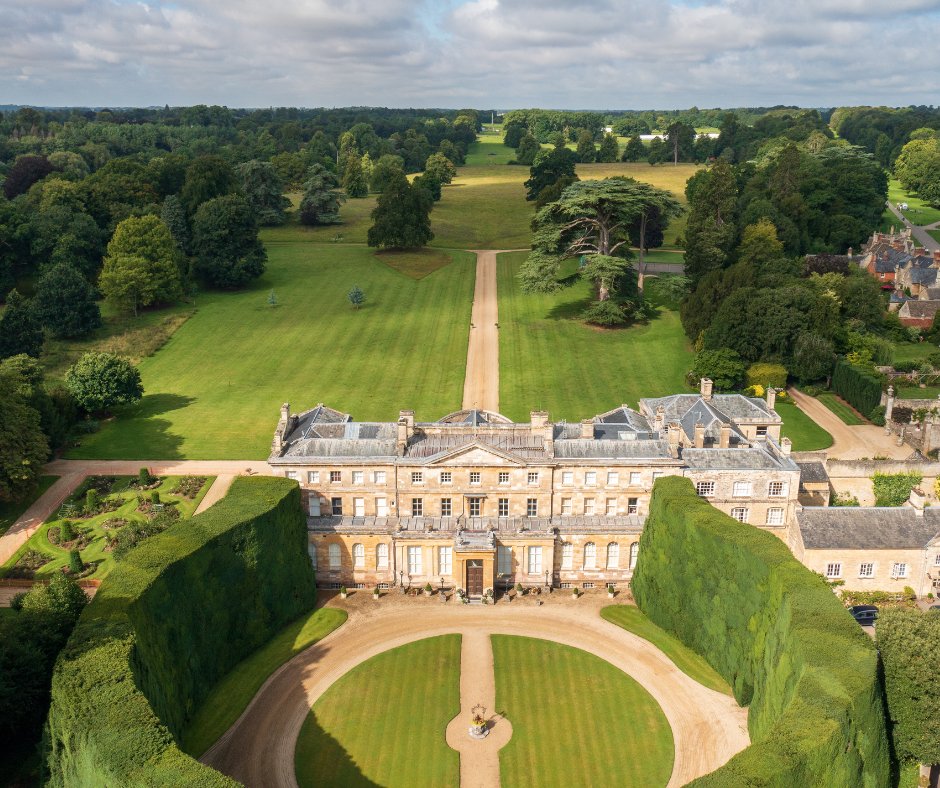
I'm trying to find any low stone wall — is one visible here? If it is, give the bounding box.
[826,459,940,478]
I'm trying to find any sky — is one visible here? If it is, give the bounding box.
[2,0,940,109]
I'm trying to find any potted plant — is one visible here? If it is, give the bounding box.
[516,582,524,597]
[607,584,616,599]
[571,587,580,599]
[424,582,434,597]
[339,585,348,600]
[372,586,380,600]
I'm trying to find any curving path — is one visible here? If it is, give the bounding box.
[201,596,749,788]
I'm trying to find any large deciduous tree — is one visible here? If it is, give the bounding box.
[235,160,290,226]
[180,155,238,216]
[369,155,406,194]
[3,155,53,200]
[423,153,457,188]
[524,146,579,202]
[192,195,267,289]
[514,133,541,166]
[366,171,433,250]
[299,164,345,226]
[0,290,43,360]
[341,155,369,198]
[683,160,738,285]
[33,262,101,338]
[0,360,49,502]
[64,352,143,415]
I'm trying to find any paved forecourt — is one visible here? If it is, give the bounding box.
[201,595,749,788]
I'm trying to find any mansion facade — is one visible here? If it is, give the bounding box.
[269,380,801,596]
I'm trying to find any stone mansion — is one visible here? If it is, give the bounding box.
[269,380,803,597]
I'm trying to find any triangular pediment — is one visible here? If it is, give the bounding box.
[428,442,526,466]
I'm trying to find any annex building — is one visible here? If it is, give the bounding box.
[269,380,801,597]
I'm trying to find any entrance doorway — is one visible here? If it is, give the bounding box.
[466,560,484,597]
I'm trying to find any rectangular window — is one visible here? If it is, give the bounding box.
[330,470,341,483]
[407,546,422,575]
[498,498,509,517]
[627,497,639,516]
[652,471,663,481]
[353,497,365,517]
[469,498,482,516]
[470,472,481,485]
[376,496,388,516]
[411,498,423,516]
[768,481,785,497]
[439,546,452,575]
[606,498,617,516]
[696,481,716,497]
[527,471,539,485]
[561,542,573,570]
[561,497,572,516]
[562,471,574,485]
[584,498,595,516]
[730,507,749,523]
[440,471,452,484]
[527,546,542,574]
[331,497,343,515]
[756,426,768,436]
[441,498,452,517]
[526,498,538,517]
[308,471,320,484]
[585,471,597,486]
[498,471,510,485]
[373,470,386,484]
[629,471,642,486]
[859,562,874,578]
[411,471,423,484]
[935,554,940,566]
[352,471,363,485]
[497,545,512,575]
[732,481,752,497]
[825,562,842,579]
[766,508,784,526]
[607,471,619,485]
[891,562,909,579]
[377,544,389,569]
[286,470,298,480]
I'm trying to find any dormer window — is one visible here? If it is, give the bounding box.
[756,426,768,437]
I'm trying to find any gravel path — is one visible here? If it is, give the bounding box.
[463,250,502,413]
[201,594,749,788]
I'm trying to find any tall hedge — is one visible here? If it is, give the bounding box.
[632,477,890,787]
[46,477,317,786]
[831,359,882,417]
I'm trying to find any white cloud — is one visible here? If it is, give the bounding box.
[0,0,938,107]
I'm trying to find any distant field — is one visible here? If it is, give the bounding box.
[889,178,940,226]
[69,245,475,459]
[497,252,693,421]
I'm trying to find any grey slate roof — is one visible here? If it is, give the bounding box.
[899,300,940,319]
[908,268,938,287]
[434,409,513,426]
[553,439,672,460]
[796,461,829,485]
[682,447,796,471]
[642,393,778,424]
[797,507,940,550]
[405,431,547,460]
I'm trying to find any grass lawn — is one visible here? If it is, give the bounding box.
[0,474,213,582]
[816,392,865,425]
[0,475,58,536]
[896,385,940,399]
[889,179,940,227]
[600,605,730,694]
[776,399,833,451]
[929,229,940,245]
[493,634,673,788]
[68,244,475,459]
[497,252,693,421]
[182,605,347,757]
[295,635,460,788]
[892,340,939,365]
[259,193,377,246]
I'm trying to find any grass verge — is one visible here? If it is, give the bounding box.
[816,392,865,425]
[777,399,833,451]
[493,634,673,788]
[183,605,347,757]
[295,634,460,787]
[600,605,730,694]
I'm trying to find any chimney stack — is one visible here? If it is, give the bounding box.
[933,250,940,265]
[280,402,291,423]
[915,246,926,257]
[396,410,414,456]
[654,405,665,434]
[693,421,705,449]
[719,422,731,449]
[700,377,713,401]
[780,436,792,456]
[667,422,681,458]
[580,419,594,439]
[766,387,776,411]
[906,487,926,516]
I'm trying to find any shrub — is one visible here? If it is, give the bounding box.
[47,478,317,786]
[801,384,821,397]
[173,476,208,499]
[581,299,626,326]
[632,477,889,786]
[746,362,788,390]
[150,490,160,505]
[869,405,886,426]
[59,520,75,542]
[138,467,153,486]
[832,359,883,418]
[84,489,99,515]
[68,549,82,574]
[872,472,922,507]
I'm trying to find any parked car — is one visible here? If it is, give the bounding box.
[848,605,879,626]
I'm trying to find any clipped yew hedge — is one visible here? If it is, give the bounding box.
[632,477,889,787]
[46,477,317,786]
[832,359,882,418]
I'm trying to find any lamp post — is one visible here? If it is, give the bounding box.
[399,569,404,588]
[440,576,445,592]
[544,569,549,589]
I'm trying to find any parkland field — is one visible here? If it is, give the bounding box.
[66,130,708,459]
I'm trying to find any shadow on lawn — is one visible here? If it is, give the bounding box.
[296,712,381,787]
[72,394,194,460]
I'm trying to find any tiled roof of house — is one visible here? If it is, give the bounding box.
[899,300,940,319]
[681,446,797,471]
[796,507,940,550]
[553,439,672,460]
[796,461,829,485]
[908,268,938,287]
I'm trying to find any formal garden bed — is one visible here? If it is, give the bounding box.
[0,474,214,582]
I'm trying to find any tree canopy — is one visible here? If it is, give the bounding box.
[299,164,345,226]
[33,262,101,338]
[366,171,433,250]
[64,352,143,415]
[192,194,267,288]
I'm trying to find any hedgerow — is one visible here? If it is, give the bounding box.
[632,476,890,787]
[46,477,317,786]
[832,359,883,418]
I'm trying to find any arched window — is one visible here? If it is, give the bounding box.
[606,542,619,569]
[561,543,573,570]
[376,543,389,569]
[328,543,341,569]
[629,542,639,570]
[583,542,596,570]
[352,542,365,568]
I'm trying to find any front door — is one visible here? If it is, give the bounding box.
[466,560,484,597]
